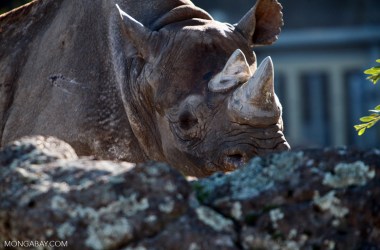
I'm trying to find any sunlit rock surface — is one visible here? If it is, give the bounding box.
[1,136,379,249]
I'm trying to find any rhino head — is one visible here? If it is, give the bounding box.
[116,0,290,176]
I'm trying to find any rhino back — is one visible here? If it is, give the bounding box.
[0,0,147,161]
[0,0,62,145]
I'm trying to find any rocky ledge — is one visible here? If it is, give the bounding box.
[0,136,379,250]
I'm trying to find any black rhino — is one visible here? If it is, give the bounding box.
[0,0,289,176]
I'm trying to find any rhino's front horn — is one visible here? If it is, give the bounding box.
[228,56,282,126]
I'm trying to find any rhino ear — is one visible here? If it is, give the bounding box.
[235,0,283,47]
[116,4,160,60]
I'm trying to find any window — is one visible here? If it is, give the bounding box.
[299,72,331,147]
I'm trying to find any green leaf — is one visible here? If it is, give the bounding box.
[364,62,380,84]
[354,124,366,130]
[358,127,366,136]
[367,121,376,129]
[364,67,380,74]
[359,116,375,122]
[367,75,380,84]
[355,59,380,136]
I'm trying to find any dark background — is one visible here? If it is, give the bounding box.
[0,0,30,14]
[193,0,380,30]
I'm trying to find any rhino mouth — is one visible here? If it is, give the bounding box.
[217,131,290,172]
[222,150,248,171]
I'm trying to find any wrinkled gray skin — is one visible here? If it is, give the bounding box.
[0,0,289,176]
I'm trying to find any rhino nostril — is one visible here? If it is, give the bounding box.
[227,154,243,162]
[223,153,245,171]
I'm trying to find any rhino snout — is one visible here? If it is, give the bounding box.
[217,131,290,172]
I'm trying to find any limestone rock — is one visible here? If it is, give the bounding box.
[195,148,380,249]
[0,136,237,250]
[1,137,379,249]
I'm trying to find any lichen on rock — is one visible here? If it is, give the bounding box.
[0,136,78,168]
[194,151,305,202]
[313,191,349,218]
[323,161,376,188]
[269,208,284,228]
[195,206,234,233]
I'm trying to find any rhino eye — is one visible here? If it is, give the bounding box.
[179,111,198,130]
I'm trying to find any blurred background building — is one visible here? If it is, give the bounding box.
[2,0,380,149]
[194,0,380,149]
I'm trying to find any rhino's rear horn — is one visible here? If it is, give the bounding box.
[228,56,282,126]
[208,49,252,93]
[116,4,159,60]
